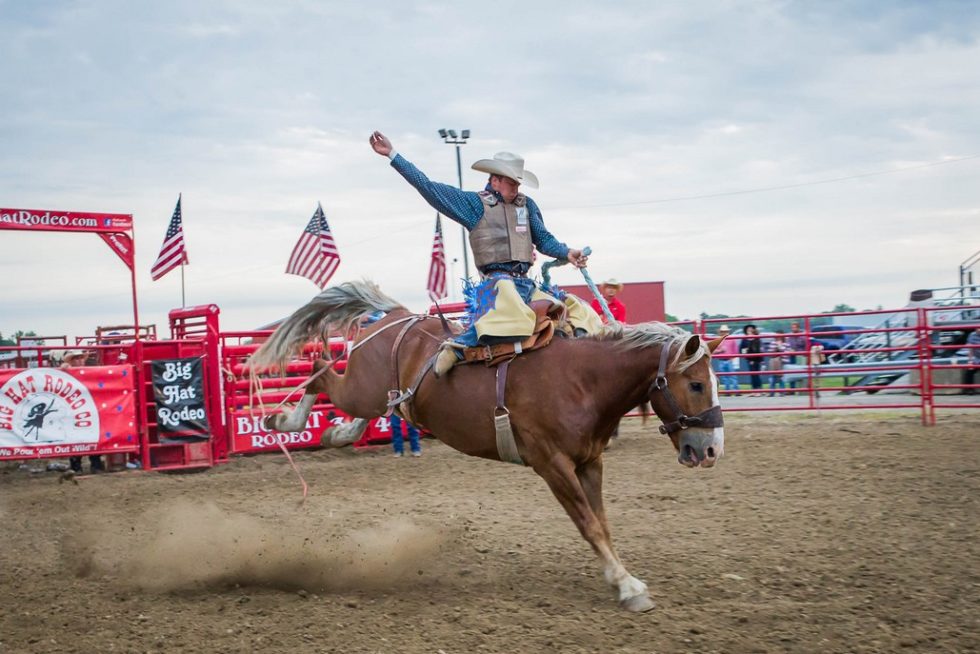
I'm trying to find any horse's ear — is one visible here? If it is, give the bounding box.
[706,336,726,353]
[684,334,701,357]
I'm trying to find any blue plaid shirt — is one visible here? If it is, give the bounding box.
[390,154,570,261]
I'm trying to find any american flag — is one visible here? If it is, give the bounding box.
[426,214,447,301]
[150,196,189,281]
[285,203,341,289]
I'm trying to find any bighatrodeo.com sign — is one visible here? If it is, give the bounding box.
[0,366,138,460]
[0,207,133,233]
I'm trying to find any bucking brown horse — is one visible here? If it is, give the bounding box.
[250,281,725,612]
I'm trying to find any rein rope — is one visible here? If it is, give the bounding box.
[245,314,432,502]
[246,312,445,502]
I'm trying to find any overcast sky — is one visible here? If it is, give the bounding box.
[2,0,978,340]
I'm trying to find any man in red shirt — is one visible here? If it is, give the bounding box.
[591,278,627,323]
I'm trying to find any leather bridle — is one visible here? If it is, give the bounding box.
[647,342,724,436]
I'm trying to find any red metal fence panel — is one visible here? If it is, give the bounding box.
[3,300,974,469]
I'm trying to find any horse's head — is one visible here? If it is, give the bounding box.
[646,334,725,469]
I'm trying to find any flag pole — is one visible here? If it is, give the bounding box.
[316,201,325,290]
[180,193,186,307]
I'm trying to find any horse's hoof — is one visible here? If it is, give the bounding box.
[620,594,656,612]
[262,415,280,431]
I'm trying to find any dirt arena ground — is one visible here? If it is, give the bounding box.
[1,411,978,654]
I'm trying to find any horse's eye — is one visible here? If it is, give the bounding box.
[690,382,704,393]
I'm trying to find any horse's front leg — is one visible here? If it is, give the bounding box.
[576,457,654,612]
[535,455,655,612]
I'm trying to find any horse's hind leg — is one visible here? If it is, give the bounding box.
[264,396,367,448]
[322,417,369,447]
[264,393,318,432]
[576,457,654,612]
[535,456,655,612]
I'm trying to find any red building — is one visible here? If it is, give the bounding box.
[562,281,666,323]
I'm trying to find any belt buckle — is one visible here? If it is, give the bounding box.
[483,345,494,362]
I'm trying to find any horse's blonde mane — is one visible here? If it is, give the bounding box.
[592,321,709,372]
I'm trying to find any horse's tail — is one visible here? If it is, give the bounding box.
[250,280,404,372]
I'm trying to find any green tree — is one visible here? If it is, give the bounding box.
[3,330,38,345]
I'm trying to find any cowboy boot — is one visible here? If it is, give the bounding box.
[434,341,466,378]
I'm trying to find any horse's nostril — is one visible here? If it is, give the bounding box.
[705,446,715,459]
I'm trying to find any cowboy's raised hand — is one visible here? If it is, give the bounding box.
[370,131,393,156]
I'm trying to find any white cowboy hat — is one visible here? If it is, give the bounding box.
[63,349,87,360]
[600,278,624,290]
[471,152,539,189]
[718,324,731,333]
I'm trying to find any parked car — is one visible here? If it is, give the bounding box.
[809,325,865,351]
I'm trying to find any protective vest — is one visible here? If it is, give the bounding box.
[469,191,534,270]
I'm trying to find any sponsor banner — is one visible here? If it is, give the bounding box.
[97,232,135,270]
[0,207,133,233]
[151,358,209,442]
[230,405,351,454]
[0,365,138,459]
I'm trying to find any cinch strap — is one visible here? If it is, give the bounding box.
[385,316,426,417]
[493,360,524,465]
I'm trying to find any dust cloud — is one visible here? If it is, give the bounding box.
[66,500,447,593]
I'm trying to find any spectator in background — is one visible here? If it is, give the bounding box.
[61,350,105,474]
[963,326,980,395]
[389,413,422,458]
[591,279,627,323]
[100,331,129,365]
[739,324,764,395]
[787,322,807,363]
[712,325,739,393]
[766,331,790,396]
[786,321,807,394]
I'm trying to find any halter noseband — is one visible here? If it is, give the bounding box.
[647,342,724,436]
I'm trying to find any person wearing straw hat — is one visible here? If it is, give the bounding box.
[369,131,599,376]
[591,278,627,323]
[59,349,88,368]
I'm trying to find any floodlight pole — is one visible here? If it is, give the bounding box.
[960,248,980,296]
[440,129,472,280]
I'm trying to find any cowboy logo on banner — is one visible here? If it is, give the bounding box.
[0,366,138,459]
[151,358,209,442]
